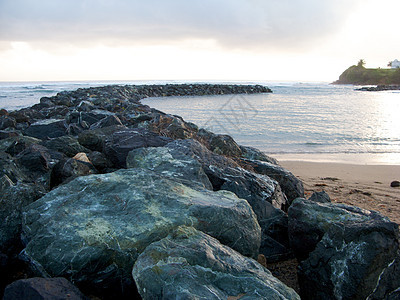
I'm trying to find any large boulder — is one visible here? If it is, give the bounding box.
[247,159,304,205]
[77,125,126,152]
[0,152,29,184]
[24,119,67,139]
[49,154,97,188]
[103,128,172,168]
[288,198,400,300]
[146,113,198,140]
[21,169,260,298]
[0,183,44,255]
[239,145,278,164]
[0,136,40,156]
[195,128,242,157]
[41,136,90,157]
[15,144,63,174]
[164,139,291,261]
[365,251,400,300]
[132,226,300,300]
[126,146,213,190]
[3,277,87,300]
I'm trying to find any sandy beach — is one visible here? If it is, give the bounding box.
[279,161,400,224]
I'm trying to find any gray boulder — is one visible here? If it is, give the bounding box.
[288,198,399,300]
[132,226,300,300]
[3,277,87,300]
[21,169,260,297]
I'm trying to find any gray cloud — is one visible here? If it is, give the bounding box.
[0,0,361,50]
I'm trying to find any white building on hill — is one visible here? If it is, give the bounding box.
[391,59,400,69]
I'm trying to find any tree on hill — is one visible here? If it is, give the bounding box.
[357,59,366,68]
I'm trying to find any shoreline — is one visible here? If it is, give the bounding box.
[272,152,400,166]
[279,160,400,224]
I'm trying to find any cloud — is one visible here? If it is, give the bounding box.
[0,0,361,51]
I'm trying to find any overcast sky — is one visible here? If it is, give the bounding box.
[0,0,399,82]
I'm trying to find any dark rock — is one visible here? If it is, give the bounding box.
[308,190,331,203]
[2,136,41,156]
[50,154,97,188]
[126,146,213,190]
[89,115,123,130]
[164,139,291,261]
[289,198,399,300]
[21,169,260,297]
[132,226,300,300]
[165,139,288,212]
[3,277,87,300]
[15,144,53,173]
[103,128,172,168]
[39,106,70,119]
[0,135,40,156]
[391,180,400,187]
[0,130,20,140]
[24,119,67,139]
[240,145,279,164]
[41,136,90,157]
[0,152,29,184]
[366,251,400,300]
[196,128,242,157]
[0,182,44,255]
[258,206,292,262]
[9,108,44,124]
[0,115,16,130]
[77,125,126,152]
[248,159,304,206]
[87,151,113,172]
[147,113,198,140]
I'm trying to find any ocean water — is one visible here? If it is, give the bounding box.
[1,81,399,165]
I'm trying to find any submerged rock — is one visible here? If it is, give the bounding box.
[289,198,399,300]
[133,226,300,300]
[21,169,260,297]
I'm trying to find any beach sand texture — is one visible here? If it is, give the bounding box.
[280,161,400,224]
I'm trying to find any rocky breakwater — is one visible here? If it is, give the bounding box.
[0,83,398,299]
[356,84,400,91]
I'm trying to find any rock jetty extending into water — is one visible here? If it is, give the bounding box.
[0,83,399,299]
[356,84,400,91]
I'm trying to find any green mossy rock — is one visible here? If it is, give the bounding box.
[133,226,300,300]
[21,169,260,296]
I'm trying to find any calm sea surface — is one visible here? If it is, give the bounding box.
[1,81,400,164]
